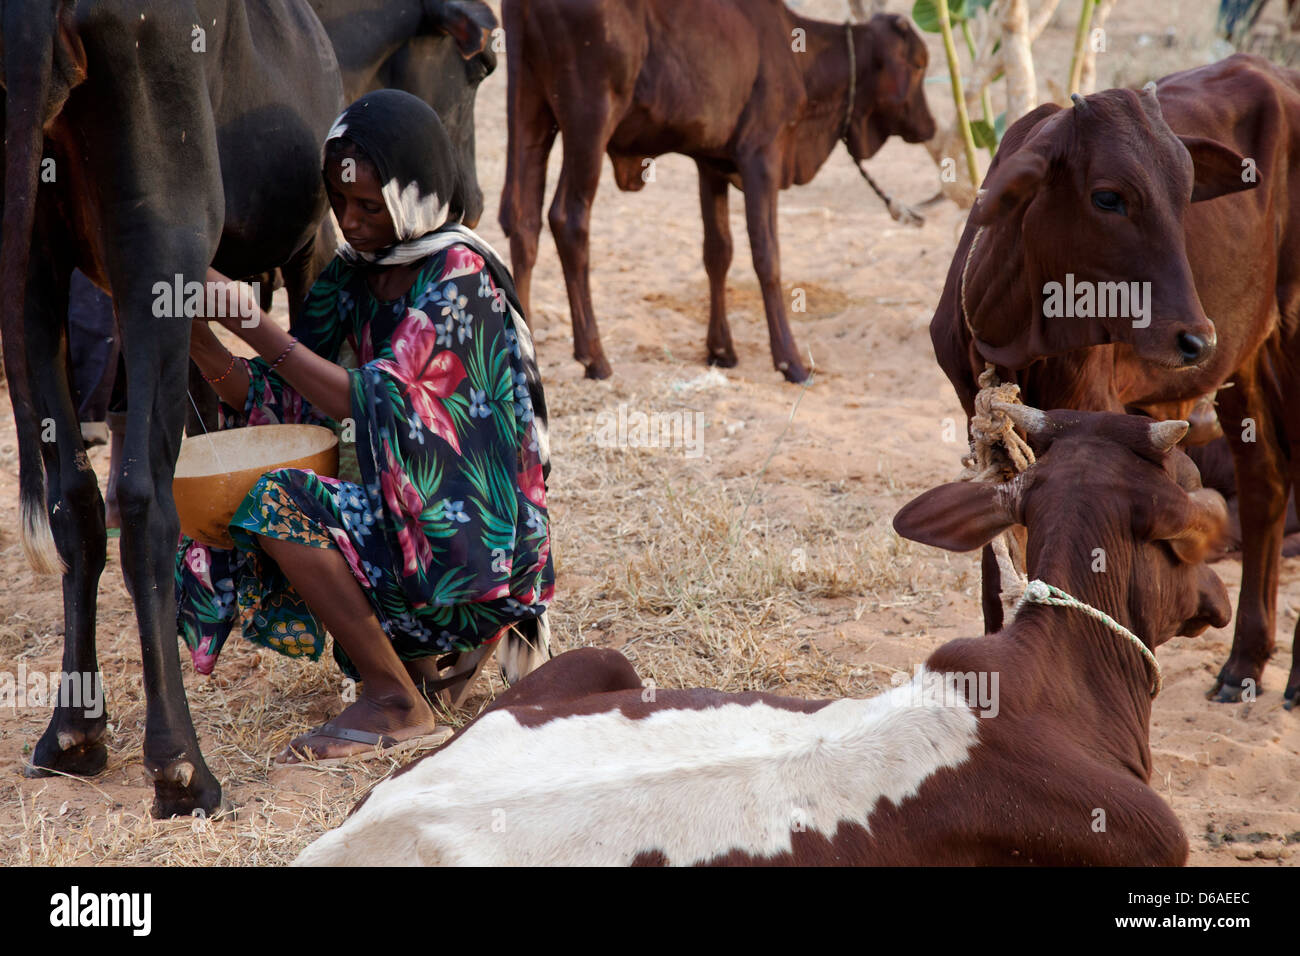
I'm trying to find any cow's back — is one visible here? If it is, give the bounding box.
[511,0,800,159]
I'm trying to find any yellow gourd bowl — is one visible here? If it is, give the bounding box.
[173,424,339,548]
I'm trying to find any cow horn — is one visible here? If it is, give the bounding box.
[991,401,1051,439]
[1165,488,1227,563]
[1070,93,1087,111]
[1143,81,1159,98]
[1149,419,1189,454]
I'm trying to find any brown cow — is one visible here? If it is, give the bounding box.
[930,55,1300,705]
[293,407,1229,866]
[497,0,935,382]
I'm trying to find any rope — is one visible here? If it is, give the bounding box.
[959,365,1035,483]
[841,22,856,142]
[842,22,923,228]
[959,224,986,339]
[854,164,925,227]
[1015,579,1163,698]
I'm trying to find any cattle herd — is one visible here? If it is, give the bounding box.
[0,0,1296,867]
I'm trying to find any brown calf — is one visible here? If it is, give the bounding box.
[930,55,1300,704]
[497,0,935,382]
[294,407,1228,866]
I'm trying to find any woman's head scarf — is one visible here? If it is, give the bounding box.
[324,89,465,266]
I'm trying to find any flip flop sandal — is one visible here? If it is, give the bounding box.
[418,642,499,710]
[276,719,453,768]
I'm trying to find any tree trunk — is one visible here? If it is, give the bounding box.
[1001,0,1038,123]
[1079,0,1118,94]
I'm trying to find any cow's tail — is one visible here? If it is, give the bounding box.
[499,612,552,684]
[2,2,83,576]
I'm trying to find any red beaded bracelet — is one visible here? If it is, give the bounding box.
[202,353,236,385]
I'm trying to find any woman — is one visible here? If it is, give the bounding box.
[180,90,554,764]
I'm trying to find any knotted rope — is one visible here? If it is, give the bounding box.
[1016,580,1163,697]
[957,364,1034,614]
[959,364,1036,483]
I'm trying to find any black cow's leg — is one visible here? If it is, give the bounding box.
[1212,366,1286,702]
[547,107,616,380]
[184,360,219,436]
[697,162,736,369]
[499,61,558,319]
[737,155,808,384]
[116,260,221,817]
[22,243,109,778]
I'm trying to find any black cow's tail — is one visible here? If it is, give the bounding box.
[499,613,552,685]
[1,1,83,575]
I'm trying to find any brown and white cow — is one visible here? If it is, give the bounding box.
[930,55,1300,705]
[497,0,935,383]
[294,407,1228,866]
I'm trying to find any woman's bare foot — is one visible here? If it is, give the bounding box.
[276,689,441,764]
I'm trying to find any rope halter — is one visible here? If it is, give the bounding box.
[840,22,857,145]
[1015,579,1163,698]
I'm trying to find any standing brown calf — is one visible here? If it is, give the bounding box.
[498,0,935,382]
[294,407,1228,866]
[930,55,1300,705]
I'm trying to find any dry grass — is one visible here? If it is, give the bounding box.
[0,367,961,866]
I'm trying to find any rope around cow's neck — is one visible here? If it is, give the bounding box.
[1016,579,1163,698]
[842,22,923,227]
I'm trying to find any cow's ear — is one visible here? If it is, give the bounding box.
[1181,135,1255,202]
[428,0,496,60]
[893,481,1018,553]
[970,149,1049,225]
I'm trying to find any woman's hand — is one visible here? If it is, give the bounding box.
[204,268,263,334]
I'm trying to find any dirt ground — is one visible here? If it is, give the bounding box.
[1,0,1296,865]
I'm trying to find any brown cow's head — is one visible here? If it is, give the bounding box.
[893,406,1232,648]
[968,86,1254,370]
[846,14,935,160]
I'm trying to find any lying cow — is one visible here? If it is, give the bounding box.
[294,407,1228,866]
[930,55,1300,705]
[2,0,344,817]
[497,0,936,382]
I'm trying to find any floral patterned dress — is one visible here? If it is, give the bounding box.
[175,244,554,679]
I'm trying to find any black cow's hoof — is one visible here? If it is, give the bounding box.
[150,760,223,819]
[1284,685,1299,711]
[1206,679,1246,703]
[707,349,738,369]
[24,723,109,777]
[778,362,811,385]
[1206,679,1244,703]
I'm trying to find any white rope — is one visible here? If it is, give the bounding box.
[1015,579,1163,698]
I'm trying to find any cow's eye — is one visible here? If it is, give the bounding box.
[1092,190,1126,215]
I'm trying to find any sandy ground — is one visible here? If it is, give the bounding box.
[0,0,1296,865]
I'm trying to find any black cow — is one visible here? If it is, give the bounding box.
[310,0,498,227]
[1,0,344,817]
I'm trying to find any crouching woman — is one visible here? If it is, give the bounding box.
[180,91,553,763]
